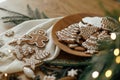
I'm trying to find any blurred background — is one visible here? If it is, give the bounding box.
[0,0,120,32]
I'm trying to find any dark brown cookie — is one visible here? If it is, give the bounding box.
[80,25,99,40]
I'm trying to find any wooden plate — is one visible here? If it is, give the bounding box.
[52,13,99,57]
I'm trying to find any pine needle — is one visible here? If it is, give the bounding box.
[27,4,35,18]
[44,59,90,67]
[41,12,49,18]
[34,8,41,19]
[0,4,48,25]
[0,7,30,18]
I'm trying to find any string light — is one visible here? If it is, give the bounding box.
[4,73,7,77]
[110,33,116,40]
[115,56,120,64]
[8,50,11,53]
[114,48,120,56]
[105,70,112,78]
[119,16,120,22]
[92,71,99,78]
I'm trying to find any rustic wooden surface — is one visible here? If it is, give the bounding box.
[0,0,120,80]
[0,0,120,32]
[39,0,120,17]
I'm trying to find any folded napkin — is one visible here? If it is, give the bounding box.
[0,17,62,74]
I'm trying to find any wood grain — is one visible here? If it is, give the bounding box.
[0,0,120,33]
[38,0,120,17]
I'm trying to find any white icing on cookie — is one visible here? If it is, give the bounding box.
[79,17,102,28]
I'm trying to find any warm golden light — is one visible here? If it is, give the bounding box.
[8,50,11,53]
[119,17,120,22]
[4,73,8,77]
[105,70,112,78]
[92,71,99,78]
[114,48,120,56]
[116,56,120,64]
[110,33,116,40]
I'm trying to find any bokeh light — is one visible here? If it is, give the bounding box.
[105,70,112,78]
[114,48,120,56]
[116,56,120,64]
[4,73,8,77]
[110,33,116,40]
[119,17,120,22]
[92,71,99,78]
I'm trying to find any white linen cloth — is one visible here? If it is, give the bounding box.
[0,17,62,73]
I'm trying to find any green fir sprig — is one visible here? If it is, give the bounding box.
[44,59,90,67]
[78,33,120,80]
[39,58,90,79]
[0,5,48,25]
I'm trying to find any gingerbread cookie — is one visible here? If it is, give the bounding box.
[10,43,50,69]
[23,49,50,70]
[68,44,78,48]
[8,29,50,70]
[80,25,99,40]
[101,17,120,31]
[82,33,98,50]
[98,31,110,40]
[27,29,49,48]
[5,30,14,37]
[74,46,86,51]
[56,31,76,44]
[9,38,30,46]
[34,49,50,60]
[23,56,40,70]
[56,16,115,54]
[56,23,80,44]
[86,49,98,54]
[11,44,34,60]
[12,48,24,60]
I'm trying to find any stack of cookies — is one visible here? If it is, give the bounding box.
[56,16,119,54]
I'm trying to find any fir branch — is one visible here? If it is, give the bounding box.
[78,33,120,80]
[1,16,32,21]
[27,4,35,18]
[40,58,90,79]
[41,12,49,18]
[8,73,20,80]
[3,19,27,24]
[0,4,48,25]
[97,39,115,50]
[0,7,30,18]
[44,59,90,67]
[1,16,29,19]
[34,75,40,80]
[34,8,41,19]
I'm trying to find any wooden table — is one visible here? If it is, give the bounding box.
[0,0,120,32]
[0,0,120,79]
